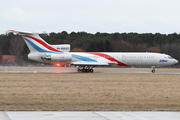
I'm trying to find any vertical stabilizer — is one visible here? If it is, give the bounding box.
[8,30,63,53]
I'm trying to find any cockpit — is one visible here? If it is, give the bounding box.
[167,56,174,59]
[167,55,178,64]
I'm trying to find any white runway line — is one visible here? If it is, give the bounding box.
[1,111,180,120]
[0,111,11,120]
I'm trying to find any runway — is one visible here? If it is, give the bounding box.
[0,70,180,74]
[97,71,180,74]
[1,111,180,120]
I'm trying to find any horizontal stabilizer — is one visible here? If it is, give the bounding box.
[7,30,37,35]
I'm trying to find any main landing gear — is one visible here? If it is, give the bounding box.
[77,66,94,73]
[151,66,156,73]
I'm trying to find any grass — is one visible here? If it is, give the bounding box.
[0,67,180,111]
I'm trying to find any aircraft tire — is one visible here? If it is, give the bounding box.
[83,69,86,73]
[90,69,94,73]
[86,69,90,73]
[152,70,155,73]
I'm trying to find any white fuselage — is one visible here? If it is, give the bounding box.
[8,30,178,69]
[28,52,177,67]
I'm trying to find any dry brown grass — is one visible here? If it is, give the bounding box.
[0,67,180,111]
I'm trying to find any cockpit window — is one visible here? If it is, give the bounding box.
[168,56,173,59]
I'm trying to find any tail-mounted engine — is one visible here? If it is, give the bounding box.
[42,54,72,61]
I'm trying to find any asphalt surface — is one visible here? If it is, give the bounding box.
[0,70,180,74]
[0,111,180,120]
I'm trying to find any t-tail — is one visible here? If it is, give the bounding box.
[8,30,70,53]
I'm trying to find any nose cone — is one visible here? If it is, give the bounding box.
[174,59,179,64]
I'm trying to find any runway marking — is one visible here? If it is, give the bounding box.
[0,111,11,120]
[94,112,110,120]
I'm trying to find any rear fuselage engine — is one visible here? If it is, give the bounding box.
[42,54,72,61]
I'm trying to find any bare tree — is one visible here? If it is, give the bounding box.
[9,35,25,65]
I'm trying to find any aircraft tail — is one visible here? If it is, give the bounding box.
[8,30,70,53]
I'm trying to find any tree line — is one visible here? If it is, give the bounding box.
[0,31,180,66]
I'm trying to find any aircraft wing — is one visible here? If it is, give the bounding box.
[71,61,117,66]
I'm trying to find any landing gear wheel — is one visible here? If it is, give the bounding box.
[151,66,156,73]
[86,69,90,73]
[89,69,94,73]
[83,69,87,73]
[152,70,155,73]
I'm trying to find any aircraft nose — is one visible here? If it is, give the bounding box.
[174,59,179,64]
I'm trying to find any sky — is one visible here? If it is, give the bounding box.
[1,0,180,34]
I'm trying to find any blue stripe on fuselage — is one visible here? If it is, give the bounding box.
[71,54,97,62]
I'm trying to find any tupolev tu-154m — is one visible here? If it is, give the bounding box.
[8,30,178,73]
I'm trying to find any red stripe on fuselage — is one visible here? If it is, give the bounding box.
[88,52,128,66]
[22,35,62,52]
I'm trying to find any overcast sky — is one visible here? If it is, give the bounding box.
[1,0,180,34]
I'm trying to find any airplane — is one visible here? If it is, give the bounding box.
[8,30,179,73]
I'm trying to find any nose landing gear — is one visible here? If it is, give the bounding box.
[151,66,156,73]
